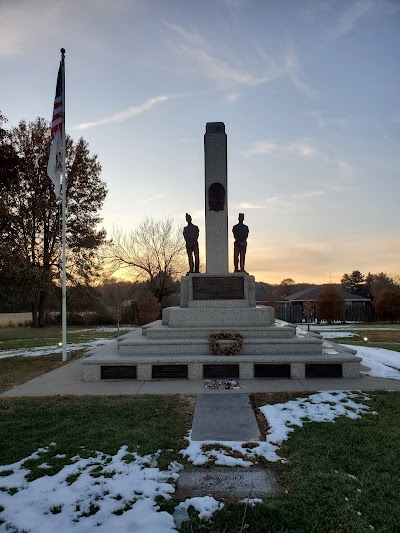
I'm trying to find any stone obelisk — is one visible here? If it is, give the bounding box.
[204,122,229,274]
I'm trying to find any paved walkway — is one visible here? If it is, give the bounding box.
[2,358,400,397]
[191,394,260,441]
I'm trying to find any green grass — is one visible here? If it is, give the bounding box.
[0,396,194,475]
[0,326,132,350]
[0,327,132,394]
[338,340,400,352]
[316,327,400,353]
[0,352,85,394]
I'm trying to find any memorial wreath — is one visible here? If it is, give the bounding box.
[208,331,244,356]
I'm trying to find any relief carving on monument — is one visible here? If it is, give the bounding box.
[208,182,225,212]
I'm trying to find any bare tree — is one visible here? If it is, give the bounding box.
[105,217,186,303]
[98,277,139,329]
[303,300,314,331]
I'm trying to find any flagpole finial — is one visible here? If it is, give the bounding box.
[61,48,65,55]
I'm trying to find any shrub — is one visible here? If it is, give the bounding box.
[315,285,345,324]
[136,291,161,325]
[46,311,116,326]
[374,289,400,322]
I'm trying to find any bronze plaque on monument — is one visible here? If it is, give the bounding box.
[192,276,244,300]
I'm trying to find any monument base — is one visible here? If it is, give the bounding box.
[83,276,362,381]
[82,338,361,381]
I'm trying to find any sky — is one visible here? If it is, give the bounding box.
[1,0,399,284]
[0,389,377,531]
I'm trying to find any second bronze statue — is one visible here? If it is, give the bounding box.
[183,213,200,274]
[232,213,249,272]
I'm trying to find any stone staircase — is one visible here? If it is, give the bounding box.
[82,302,362,382]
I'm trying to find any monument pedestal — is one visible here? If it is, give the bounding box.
[82,273,362,381]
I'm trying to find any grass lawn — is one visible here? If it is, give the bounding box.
[316,326,400,353]
[0,326,131,350]
[1,392,399,532]
[0,327,132,394]
[0,396,194,474]
[341,341,400,352]
[0,352,84,395]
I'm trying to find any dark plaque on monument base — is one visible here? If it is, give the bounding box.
[203,364,240,378]
[305,364,342,378]
[193,276,244,300]
[101,365,137,380]
[152,365,188,379]
[254,364,291,378]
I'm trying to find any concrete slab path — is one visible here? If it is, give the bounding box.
[190,394,260,441]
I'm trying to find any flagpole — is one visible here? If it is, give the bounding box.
[61,48,68,362]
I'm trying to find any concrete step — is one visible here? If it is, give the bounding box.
[144,324,296,340]
[82,343,361,381]
[118,332,323,356]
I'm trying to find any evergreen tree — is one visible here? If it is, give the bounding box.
[341,270,365,295]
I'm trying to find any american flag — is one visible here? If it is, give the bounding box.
[47,59,64,198]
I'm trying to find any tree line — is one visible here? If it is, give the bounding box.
[256,271,400,323]
[1,110,399,325]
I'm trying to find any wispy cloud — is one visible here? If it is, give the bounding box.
[165,22,314,97]
[144,194,168,203]
[225,93,240,103]
[239,202,266,209]
[306,111,349,129]
[165,22,271,86]
[329,0,375,40]
[294,190,326,198]
[242,139,317,158]
[331,185,357,192]
[282,49,317,99]
[73,95,171,130]
[241,187,345,213]
[264,196,292,208]
[264,191,327,207]
[327,0,400,42]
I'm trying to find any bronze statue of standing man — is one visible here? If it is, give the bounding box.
[183,213,200,274]
[232,213,249,272]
